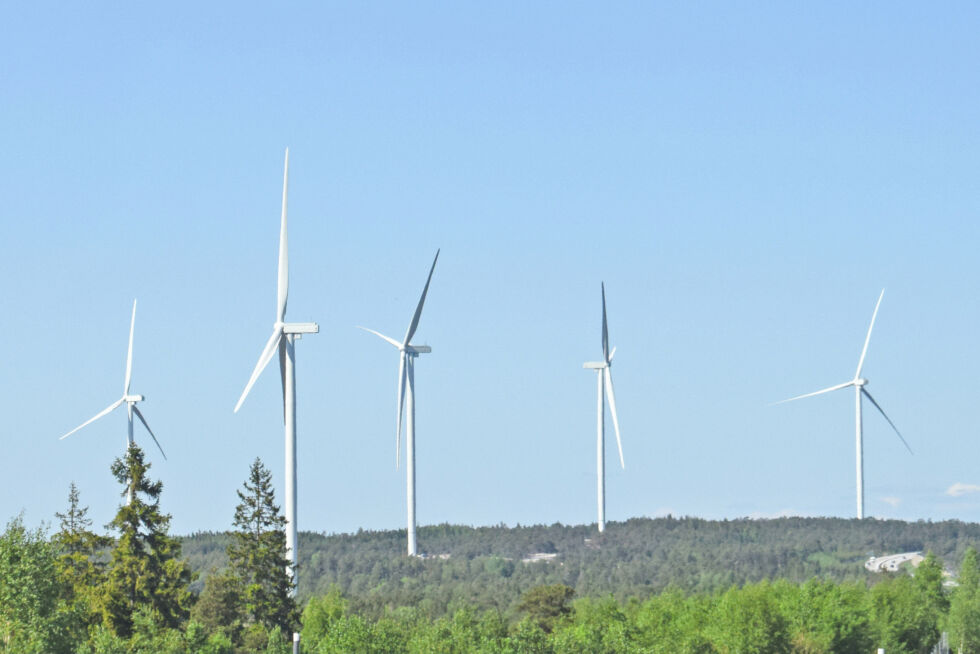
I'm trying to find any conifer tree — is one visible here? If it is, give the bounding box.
[228,457,298,635]
[53,483,108,635]
[101,444,193,638]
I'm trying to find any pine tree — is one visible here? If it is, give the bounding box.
[101,444,193,638]
[227,457,298,635]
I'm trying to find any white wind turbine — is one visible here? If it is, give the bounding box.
[776,289,912,519]
[234,148,318,587]
[360,249,439,557]
[583,283,624,533]
[60,300,166,503]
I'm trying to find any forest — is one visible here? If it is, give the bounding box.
[4,444,980,653]
[185,514,980,617]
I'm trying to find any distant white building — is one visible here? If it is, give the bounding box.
[521,552,559,563]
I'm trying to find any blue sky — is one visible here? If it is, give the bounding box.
[2,3,979,536]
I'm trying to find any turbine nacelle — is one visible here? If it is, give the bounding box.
[405,345,432,355]
[124,394,145,403]
[854,378,868,387]
[283,322,319,336]
[583,361,607,370]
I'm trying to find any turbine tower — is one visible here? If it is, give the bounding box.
[360,250,439,557]
[776,289,912,519]
[583,283,624,533]
[60,300,166,503]
[234,148,318,588]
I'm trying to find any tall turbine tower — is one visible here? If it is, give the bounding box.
[360,250,439,556]
[583,283,624,533]
[776,289,912,519]
[60,300,166,502]
[234,148,318,587]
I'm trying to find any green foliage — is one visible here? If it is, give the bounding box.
[228,458,299,635]
[707,581,790,654]
[189,568,244,642]
[180,515,980,619]
[101,444,193,638]
[948,547,980,654]
[53,482,109,641]
[869,573,942,654]
[0,516,69,654]
[517,584,575,633]
[7,496,980,654]
[780,578,871,654]
[300,586,347,648]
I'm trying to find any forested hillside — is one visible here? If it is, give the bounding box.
[182,516,980,619]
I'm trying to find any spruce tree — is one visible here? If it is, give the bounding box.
[101,444,192,638]
[53,483,108,635]
[228,457,298,635]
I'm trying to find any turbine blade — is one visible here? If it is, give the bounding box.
[855,289,884,379]
[608,346,616,362]
[277,148,289,323]
[403,249,440,346]
[862,388,913,455]
[234,325,284,412]
[772,380,853,405]
[396,352,406,468]
[132,405,166,460]
[124,299,137,395]
[279,337,287,424]
[357,326,402,349]
[601,282,609,363]
[60,397,125,440]
[604,368,624,469]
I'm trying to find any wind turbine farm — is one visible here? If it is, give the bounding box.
[3,3,980,555]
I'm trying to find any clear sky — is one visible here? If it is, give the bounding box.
[2,3,979,537]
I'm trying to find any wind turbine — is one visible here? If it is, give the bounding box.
[60,300,166,503]
[360,249,439,557]
[776,289,912,519]
[583,283,623,533]
[234,148,318,587]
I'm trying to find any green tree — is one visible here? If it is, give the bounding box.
[870,573,941,654]
[101,444,193,638]
[778,578,871,654]
[0,516,69,653]
[707,581,789,654]
[53,482,108,636]
[948,547,980,654]
[189,569,244,642]
[227,458,298,635]
[516,584,575,633]
[301,586,348,649]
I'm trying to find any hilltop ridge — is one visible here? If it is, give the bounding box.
[182,515,980,617]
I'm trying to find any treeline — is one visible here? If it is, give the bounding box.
[298,550,980,654]
[182,515,980,618]
[0,447,298,654]
[8,446,980,654]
